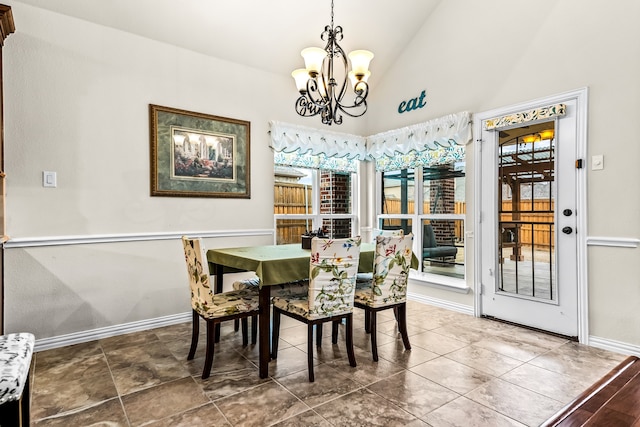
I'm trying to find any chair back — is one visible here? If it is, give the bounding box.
[423,224,436,249]
[371,233,414,305]
[308,236,362,318]
[372,228,403,243]
[182,236,214,312]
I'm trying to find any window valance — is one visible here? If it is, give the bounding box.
[269,121,367,161]
[366,111,472,159]
[269,111,471,173]
[483,104,565,131]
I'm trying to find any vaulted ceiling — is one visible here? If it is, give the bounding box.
[14,0,442,82]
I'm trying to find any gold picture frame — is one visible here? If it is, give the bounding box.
[150,104,250,198]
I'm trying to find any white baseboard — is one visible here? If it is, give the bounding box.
[407,292,474,316]
[588,335,640,357]
[34,312,192,352]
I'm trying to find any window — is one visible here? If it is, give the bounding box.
[274,164,358,245]
[269,121,365,245]
[377,150,466,281]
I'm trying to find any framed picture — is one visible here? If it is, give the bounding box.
[150,104,250,198]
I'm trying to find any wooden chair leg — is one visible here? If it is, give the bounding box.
[271,308,281,359]
[215,323,221,343]
[308,324,315,382]
[188,310,199,360]
[202,320,216,379]
[397,304,411,350]
[0,400,19,426]
[370,310,379,362]
[316,323,323,347]
[332,320,339,344]
[364,310,371,333]
[23,370,31,427]
[241,318,249,346]
[345,314,357,368]
[251,315,258,345]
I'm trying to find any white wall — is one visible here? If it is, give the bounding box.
[366,0,640,347]
[2,2,355,339]
[4,0,640,351]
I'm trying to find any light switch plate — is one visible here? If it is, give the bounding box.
[591,155,604,171]
[43,171,57,187]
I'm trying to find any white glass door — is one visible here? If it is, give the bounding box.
[479,100,579,337]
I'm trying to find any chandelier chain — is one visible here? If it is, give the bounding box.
[292,0,372,125]
[331,0,334,29]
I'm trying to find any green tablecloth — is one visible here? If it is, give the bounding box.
[207,243,376,286]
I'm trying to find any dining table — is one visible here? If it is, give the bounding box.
[207,242,416,378]
[206,242,377,378]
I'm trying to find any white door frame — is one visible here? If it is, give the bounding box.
[473,87,589,343]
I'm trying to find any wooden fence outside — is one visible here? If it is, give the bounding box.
[274,182,312,244]
[275,183,554,247]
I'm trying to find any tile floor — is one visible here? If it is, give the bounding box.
[30,301,628,426]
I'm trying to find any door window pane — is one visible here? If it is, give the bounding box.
[498,123,556,300]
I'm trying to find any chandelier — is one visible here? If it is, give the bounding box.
[291,0,374,126]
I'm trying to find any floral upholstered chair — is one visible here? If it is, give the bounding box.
[354,233,413,361]
[232,276,309,300]
[356,228,404,287]
[231,277,309,332]
[181,237,260,379]
[271,236,361,382]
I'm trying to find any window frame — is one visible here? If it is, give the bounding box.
[274,165,360,244]
[376,164,468,291]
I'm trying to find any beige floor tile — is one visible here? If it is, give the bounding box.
[33,397,128,427]
[376,339,440,368]
[325,346,405,386]
[528,341,628,383]
[268,345,319,378]
[367,370,460,419]
[423,396,526,427]
[315,387,424,426]
[471,334,551,362]
[143,402,231,427]
[197,364,270,401]
[121,377,210,426]
[277,363,362,408]
[445,344,524,376]
[34,341,103,367]
[410,356,495,394]
[500,363,594,404]
[409,330,468,355]
[216,380,310,426]
[31,358,119,420]
[465,378,564,427]
[271,409,333,426]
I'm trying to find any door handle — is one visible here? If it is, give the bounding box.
[562,226,573,235]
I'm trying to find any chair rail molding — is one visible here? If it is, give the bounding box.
[586,236,640,248]
[3,229,275,248]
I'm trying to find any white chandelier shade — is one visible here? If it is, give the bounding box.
[292,0,373,126]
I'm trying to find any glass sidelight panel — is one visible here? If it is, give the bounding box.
[498,123,557,301]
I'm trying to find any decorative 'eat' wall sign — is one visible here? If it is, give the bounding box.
[398,90,427,114]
